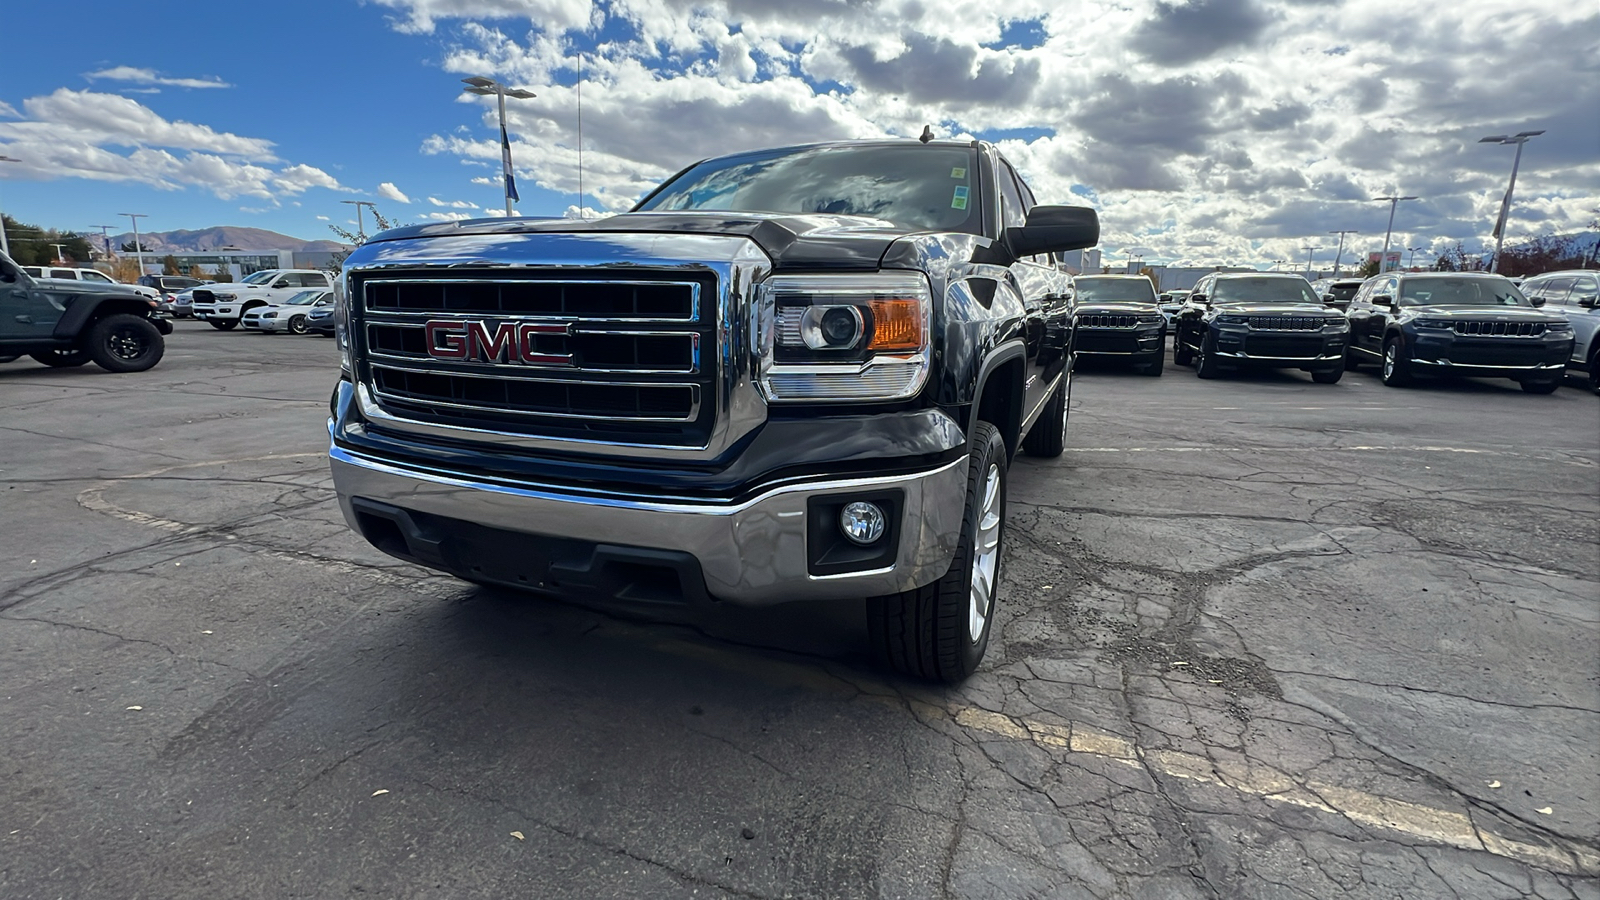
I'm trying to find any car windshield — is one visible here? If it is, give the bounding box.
[1325,283,1361,301]
[283,290,324,306]
[1398,276,1528,307]
[1211,277,1321,305]
[241,271,275,285]
[1074,278,1157,304]
[635,144,981,232]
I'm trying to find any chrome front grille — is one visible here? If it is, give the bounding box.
[1453,320,1545,336]
[354,272,716,444]
[1079,314,1138,328]
[1248,316,1323,331]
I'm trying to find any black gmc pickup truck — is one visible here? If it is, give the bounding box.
[328,139,1098,682]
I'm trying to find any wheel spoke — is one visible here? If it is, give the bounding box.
[968,462,1003,643]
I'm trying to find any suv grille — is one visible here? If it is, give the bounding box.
[1078,314,1138,328]
[1248,316,1323,331]
[353,272,716,446]
[1453,320,1544,336]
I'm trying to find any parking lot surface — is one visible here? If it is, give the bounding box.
[2,324,1597,899]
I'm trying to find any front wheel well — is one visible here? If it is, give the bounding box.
[79,298,157,333]
[974,356,1025,461]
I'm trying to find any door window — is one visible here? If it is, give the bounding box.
[303,272,330,287]
[1571,278,1599,308]
[50,269,78,280]
[1539,277,1576,305]
[80,271,114,283]
[996,159,1027,231]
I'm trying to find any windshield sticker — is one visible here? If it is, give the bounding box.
[952,185,969,209]
[951,167,967,179]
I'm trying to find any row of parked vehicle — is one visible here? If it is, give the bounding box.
[149,269,337,336]
[1071,270,1599,394]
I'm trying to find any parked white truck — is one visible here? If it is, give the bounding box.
[191,270,333,330]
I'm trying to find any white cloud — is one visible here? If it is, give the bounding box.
[85,66,231,90]
[0,100,16,118]
[563,205,604,219]
[421,211,475,221]
[393,0,1597,263]
[377,181,412,203]
[316,215,331,220]
[0,89,348,201]
[428,196,480,208]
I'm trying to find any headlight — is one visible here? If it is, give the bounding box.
[1137,315,1164,326]
[1214,314,1248,325]
[263,312,278,318]
[334,272,353,376]
[1413,317,1453,329]
[1324,317,1350,331]
[215,292,237,301]
[757,271,932,402]
[1545,319,1572,333]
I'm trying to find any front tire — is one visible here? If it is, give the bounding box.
[1194,334,1220,379]
[30,348,91,368]
[209,319,238,331]
[1344,349,1362,371]
[1139,344,1165,376]
[1022,375,1068,458]
[869,420,1007,683]
[1311,367,1343,384]
[287,315,309,335]
[1174,330,1194,366]
[87,314,164,373]
[1519,377,1561,395]
[1380,337,1412,387]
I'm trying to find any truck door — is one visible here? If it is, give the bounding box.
[996,158,1056,424]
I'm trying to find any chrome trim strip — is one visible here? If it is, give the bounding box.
[371,387,700,423]
[1411,359,1564,371]
[1019,372,1064,434]
[361,277,700,323]
[367,348,700,376]
[1216,352,1344,362]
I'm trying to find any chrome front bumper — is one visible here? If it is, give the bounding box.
[329,434,968,606]
[1411,359,1565,372]
[1216,351,1344,364]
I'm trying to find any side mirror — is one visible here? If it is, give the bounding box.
[1528,296,1545,308]
[1372,294,1393,307]
[1579,296,1597,309]
[1007,206,1099,257]
[1190,294,1207,304]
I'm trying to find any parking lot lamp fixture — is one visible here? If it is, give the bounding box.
[90,225,118,259]
[1479,131,1544,273]
[0,155,19,258]
[51,243,68,264]
[1372,196,1419,273]
[1328,230,1357,277]
[1407,246,1426,270]
[1301,245,1319,276]
[341,200,377,241]
[462,77,537,217]
[120,213,148,276]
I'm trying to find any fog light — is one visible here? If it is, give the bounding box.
[839,501,886,546]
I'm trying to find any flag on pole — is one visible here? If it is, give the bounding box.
[501,123,519,203]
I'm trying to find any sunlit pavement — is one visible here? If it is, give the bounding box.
[2,324,1596,899]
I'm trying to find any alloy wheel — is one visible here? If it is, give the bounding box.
[107,325,149,361]
[968,462,1002,644]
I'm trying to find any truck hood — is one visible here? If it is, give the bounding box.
[1402,304,1558,321]
[360,211,934,270]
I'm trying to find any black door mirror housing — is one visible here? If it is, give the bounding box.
[1006,206,1099,257]
[1372,294,1393,306]
[1528,296,1545,308]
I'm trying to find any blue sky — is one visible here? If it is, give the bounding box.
[1,0,1595,267]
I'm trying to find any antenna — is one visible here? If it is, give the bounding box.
[919,125,934,144]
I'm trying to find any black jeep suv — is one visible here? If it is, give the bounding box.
[0,253,170,372]
[1070,275,1165,375]
[1173,273,1348,382]
[328,139,1098,682]
[1344,272,1572,392]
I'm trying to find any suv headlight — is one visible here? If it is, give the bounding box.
[215,292,237,301]
[756,271,932,402]
[1214,314,1248,325]
[1324,317,1350,331]
[1413,317,1453,329]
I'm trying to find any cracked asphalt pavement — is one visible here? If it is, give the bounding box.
[2,325,1597,899]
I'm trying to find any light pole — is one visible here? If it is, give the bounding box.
[1371,195,1419,272]
[120,213,148,276]
[1328,230,1357,277]
[51,243,68,264]
[462,76,537,217]
[90,225,118,260]
[341,200,377,241]
[1271,259,1285,271]
[1301,245,1319,276]
[1406,246,1425,271]
[1479,130,1544,273]
[0,155,20,258]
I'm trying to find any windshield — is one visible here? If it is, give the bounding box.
[1074,278,1157,304]
[283,290,325,306]
[636,144,981,232]
[241,271,275,285]
[1211,277,1321,305]
[1398,276,1528,307]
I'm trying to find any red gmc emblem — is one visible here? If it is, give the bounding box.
[424,320,573,366]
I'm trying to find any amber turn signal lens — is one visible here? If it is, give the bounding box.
[867,299,924,351]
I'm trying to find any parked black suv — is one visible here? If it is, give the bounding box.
[328,139,1099,682]
[1173,273,1348,382]
[1070,274,1165,375]
[0,252,170,372]
[1344,272,1572,392]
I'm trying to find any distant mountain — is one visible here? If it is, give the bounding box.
[105,226,350,254]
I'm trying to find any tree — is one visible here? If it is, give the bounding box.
[327,206,404,272]
[187,263,208,279]
[208,266,233,283]
[2,216,92,266]
[163,254,182,275]
[1355,257,1380,278]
